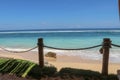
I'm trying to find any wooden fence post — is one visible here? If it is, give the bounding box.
[117,70,120,80]
[38,38,44,68]
[102,38,111,76]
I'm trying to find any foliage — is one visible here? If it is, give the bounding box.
[0,58,118,80]
[102,74,119,80]
[59,68,119,80]
[28,64,57,79]
[59,67,101,77]
[0,59,35,77]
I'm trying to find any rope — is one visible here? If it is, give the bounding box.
[111,44,120,48]
[0,46,38,53]
[44,44,102,50]
[0,44,102,53]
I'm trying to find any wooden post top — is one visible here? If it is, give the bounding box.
[103,38,111,42]
[38,38,43,46]
[38,38,43,42]
[103,38,111,48]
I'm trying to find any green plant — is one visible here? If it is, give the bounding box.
[0,58,36,77]
[42,66,57,76]
[102,74,119,80]
[59,68,102,79]
[28,65,57,79]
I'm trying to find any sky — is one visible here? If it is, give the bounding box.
[0,0,119,30]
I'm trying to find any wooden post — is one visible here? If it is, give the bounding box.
[102,38,111,76]
[117,70,120,80]
[38,38,44,68]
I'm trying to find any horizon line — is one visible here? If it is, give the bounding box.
[0,28,120,31]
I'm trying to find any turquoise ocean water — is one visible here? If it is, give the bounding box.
[0,28,120,63]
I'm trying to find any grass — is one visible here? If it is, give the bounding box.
[0,58,118,80]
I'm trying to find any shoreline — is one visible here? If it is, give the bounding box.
[0,50,119,74]
[1,47,120,63]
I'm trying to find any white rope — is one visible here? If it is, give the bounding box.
[0,46,38,53]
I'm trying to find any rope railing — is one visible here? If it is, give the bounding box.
[0,46,38,53]
[0,44,102,53]
[1,43,120,53]
[111,43,120,48]
[44,44,102,50]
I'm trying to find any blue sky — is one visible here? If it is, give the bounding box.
[0,0,119,30]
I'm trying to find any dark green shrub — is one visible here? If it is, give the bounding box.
[42,66,57,76]
[28,64,57,79]
[27,64,42,79]
[59,68,102,79]
[102,74,119,80]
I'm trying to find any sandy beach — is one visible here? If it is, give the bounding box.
[0,50,119,74]
[48,55,120,74]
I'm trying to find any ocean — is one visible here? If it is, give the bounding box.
[0,28,120,63]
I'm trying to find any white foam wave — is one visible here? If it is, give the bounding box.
[44,48,120,63]
[0,47,38,52]
[0,30,120,34]
[0,47,120,63]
